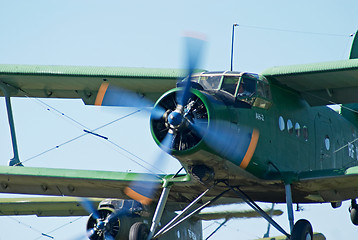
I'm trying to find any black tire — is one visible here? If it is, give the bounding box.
[291,219,313,240]
[129,222,149,240]
[350,207,358,225]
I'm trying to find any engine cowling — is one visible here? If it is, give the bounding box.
[151,88,231,153]
[150,88,261,180]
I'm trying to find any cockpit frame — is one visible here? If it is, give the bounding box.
[191,71,272,109]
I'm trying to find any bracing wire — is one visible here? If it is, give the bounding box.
[11,88,165,175]
[0,213,54,239]
[32,217,85,240]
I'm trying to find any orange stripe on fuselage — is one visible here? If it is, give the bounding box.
[95,82,110,106]
[240,129,259,169]
[124,186,152,205]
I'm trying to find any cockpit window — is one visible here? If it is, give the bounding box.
[221,76,240,95]
[198,75,222,90]
[236,74,272,109]
[237,77,256,98]
[191,71,272,109]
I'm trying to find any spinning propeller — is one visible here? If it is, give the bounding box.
[80,198,131,240]
[94,35,206,206]
[94,34,258,206]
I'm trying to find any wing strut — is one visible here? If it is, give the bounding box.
[146,180,172,240]
[153,186,230,239]
[0,82,23,166]
[226,183,291,238]
[205,218,229,240]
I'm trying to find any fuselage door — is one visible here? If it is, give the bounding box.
[314,113,334,170]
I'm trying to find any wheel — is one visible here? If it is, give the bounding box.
[291,219,313,240]
[129,222,149,240]
[350,207,358,225]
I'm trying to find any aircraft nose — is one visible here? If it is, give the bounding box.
[168,111,183,127]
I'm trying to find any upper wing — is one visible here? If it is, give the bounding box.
[261,59,358,106]
[0,197,102,217]
[0,65,184,105]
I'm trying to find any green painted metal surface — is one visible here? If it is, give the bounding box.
[0,64,187,104]
[262,59,358,76]
[262,59,358,106]
[0,196,102,216]
[0,64,185,78]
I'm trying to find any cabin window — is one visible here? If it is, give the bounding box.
[287,119,293,134]
[279,116,285,131]
[325,136,330,150]
[295,123,301,137]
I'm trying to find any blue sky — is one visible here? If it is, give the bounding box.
[1,0,358,239]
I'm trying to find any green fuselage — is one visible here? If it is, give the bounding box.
[151,71,358,204]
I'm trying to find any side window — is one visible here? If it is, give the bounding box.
[256,80,271,100]
[253,80,272,109]
[221,76,240,95]
[235,74,272,109]
[237,77,256,98]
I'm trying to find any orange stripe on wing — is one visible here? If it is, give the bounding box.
[95,82,110,106]
[124,186,152,205]
[240,129,259,169]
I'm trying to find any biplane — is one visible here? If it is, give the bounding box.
[0,33,358,239]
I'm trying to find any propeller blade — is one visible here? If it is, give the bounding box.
[184,34,205,80]
[191,120,259,166]
[95,34,204,206]
[79,198,100,220]
[86,228,96,239]
[95,82,166,119]
[104,232,115,240]
[178,35,205,107]
[124,132,175,205]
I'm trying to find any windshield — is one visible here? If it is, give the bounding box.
[198,75,222,90]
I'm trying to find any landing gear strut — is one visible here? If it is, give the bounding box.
[286,184,313,240]
[228,182,313,240]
